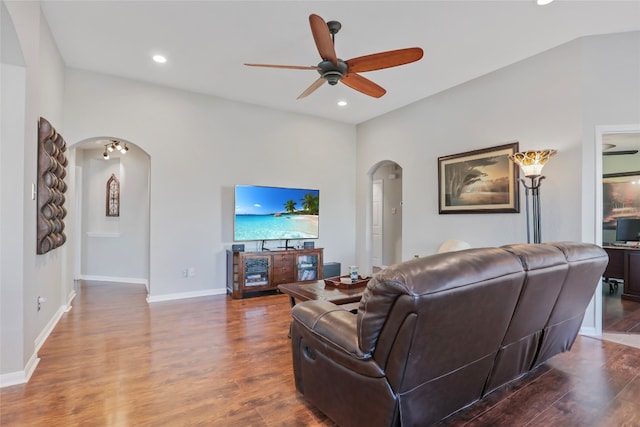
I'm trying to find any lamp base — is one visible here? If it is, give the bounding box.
[520,176,545,244]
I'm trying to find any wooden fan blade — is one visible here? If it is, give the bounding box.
[347,47,423,73]
[341,73,386,98]
[309,14,338,65]
[297,77,326,99]
[245,63,319,71]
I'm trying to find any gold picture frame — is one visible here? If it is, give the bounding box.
[438,142,520,214]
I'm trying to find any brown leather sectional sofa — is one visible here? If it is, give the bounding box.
[290,242,608,426]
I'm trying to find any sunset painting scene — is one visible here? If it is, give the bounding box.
[439,144,518,214]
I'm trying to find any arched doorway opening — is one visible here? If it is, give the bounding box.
[70,137,151,295]
[370,161,403,272]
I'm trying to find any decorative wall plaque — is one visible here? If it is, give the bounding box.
[37,117,68,254]
[106,174,120,217]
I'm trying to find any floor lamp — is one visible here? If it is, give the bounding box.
[509,149,557,244]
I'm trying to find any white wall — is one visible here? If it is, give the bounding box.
[357,31,639,265]
[358,34,580,268]
[1,62,26,376]
[1,0,70,384]
[580,32,640,245]
[78,146,150,282]
[578,33,640,333]
[62,69,357,300]
[356,31,640,332]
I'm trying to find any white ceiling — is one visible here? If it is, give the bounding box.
[41,0,640,127]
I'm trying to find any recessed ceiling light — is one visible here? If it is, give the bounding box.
[536,0,554,5]
[152,54,167,64]
[337,100,347,107]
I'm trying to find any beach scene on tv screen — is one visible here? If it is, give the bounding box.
[234,186,319,241]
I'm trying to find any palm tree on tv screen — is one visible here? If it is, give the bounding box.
[284,199,296,214]
[301,193,319,215]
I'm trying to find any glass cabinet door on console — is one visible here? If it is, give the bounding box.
[243,255,270,288]
[226,251,273,299]
[296,253,321,282]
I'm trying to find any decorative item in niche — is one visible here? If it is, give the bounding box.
[438,142,520,214]
[37,117,68,254]
[106,174,120,217]
[603,171,640,229]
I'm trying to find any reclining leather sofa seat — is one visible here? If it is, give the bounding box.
[290,242,608,427]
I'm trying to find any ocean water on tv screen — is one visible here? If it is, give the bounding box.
[234,214,318,241]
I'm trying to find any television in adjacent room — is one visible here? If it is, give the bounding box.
[234,185,319,242]
[616,218,640,242]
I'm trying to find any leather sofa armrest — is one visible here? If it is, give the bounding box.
[291,300,384,377]
[292,300,362,355]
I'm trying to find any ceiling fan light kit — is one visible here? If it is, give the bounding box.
[319,60,348,85]
[245,14,423,99]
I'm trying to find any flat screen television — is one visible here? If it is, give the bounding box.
[616,218,640,242]
[234,185,319,243]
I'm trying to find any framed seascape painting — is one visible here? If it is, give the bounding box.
[603,171,640,229]
[438,142,520,214]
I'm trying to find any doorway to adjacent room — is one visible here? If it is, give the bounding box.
[370,161,403,273]
[595,125,640,345]
[71,138,151,296]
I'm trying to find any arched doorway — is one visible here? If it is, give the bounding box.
[70,137,151,294]
[370,161,403,272]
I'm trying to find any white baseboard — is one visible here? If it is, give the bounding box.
[64,289,76,312]
[579,326,598,336]
[35,304,68,353]
[0,291,77,388]
[147,288,227,303]
[24,352,40,382]
[0,371,28,388]
[80,276,221,302]
[80,275,148,287]
[0,353,40,388]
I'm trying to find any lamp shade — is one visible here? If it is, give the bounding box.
[509,149,557,177]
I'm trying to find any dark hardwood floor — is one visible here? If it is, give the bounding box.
[603,282,640,333]
[2,281,640,426]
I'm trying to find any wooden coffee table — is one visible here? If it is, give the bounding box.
[278,280,366,312]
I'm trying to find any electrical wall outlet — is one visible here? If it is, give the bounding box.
[181,269,188,278]
[188,268,196,277]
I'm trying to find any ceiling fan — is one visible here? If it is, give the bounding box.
[245,14,423,99]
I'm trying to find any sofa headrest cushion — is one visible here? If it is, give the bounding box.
[357,248,525,355]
